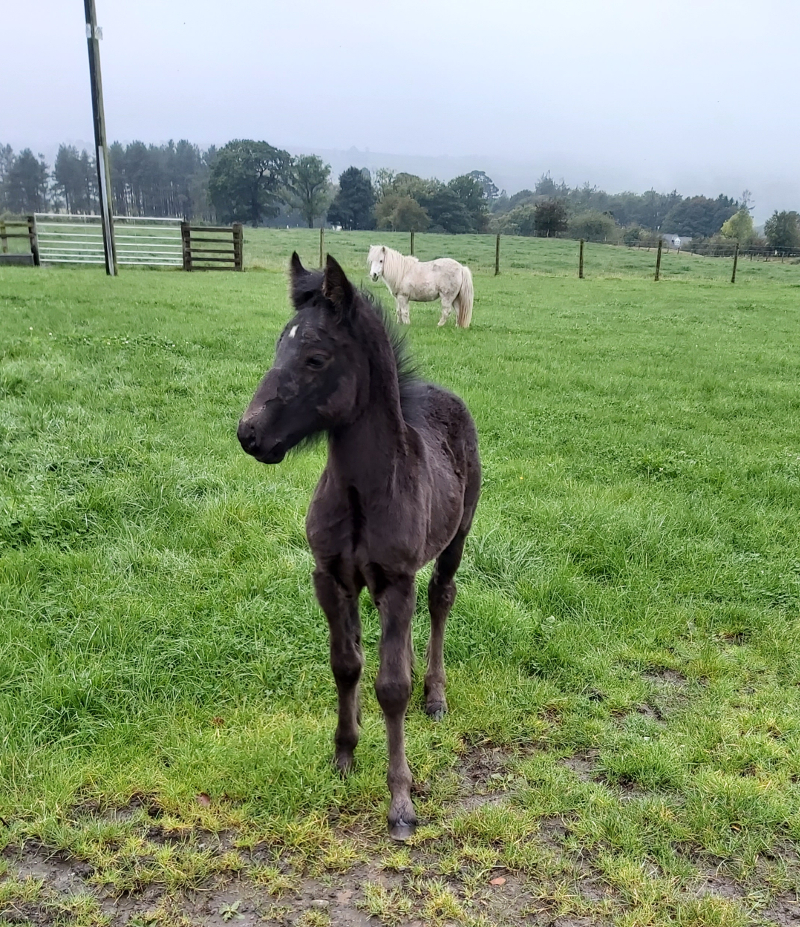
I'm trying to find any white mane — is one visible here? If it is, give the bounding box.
[381,246,417,288]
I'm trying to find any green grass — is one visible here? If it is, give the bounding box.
[1,234,799,925]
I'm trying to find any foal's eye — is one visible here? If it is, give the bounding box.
[306,354,327,369]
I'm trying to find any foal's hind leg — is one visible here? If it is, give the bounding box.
[425,531,467,719]
[313,569,363,775]
[371,572,417,840]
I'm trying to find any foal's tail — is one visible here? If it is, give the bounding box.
[456,265,473,328]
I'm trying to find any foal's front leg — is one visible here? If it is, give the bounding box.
[313,569,363,775]
[373,573,416,840]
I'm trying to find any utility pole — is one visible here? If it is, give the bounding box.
[84,0,117,275]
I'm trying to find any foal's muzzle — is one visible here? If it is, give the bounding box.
[237,417,286,464]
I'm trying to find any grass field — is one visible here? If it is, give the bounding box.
[1,233,799,926]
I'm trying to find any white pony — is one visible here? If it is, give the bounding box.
[367,245,474,328]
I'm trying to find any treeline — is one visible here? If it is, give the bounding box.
[0,141,216,220]
[491,176,739,241]
[108,140,215,220]
[2,138,799,250]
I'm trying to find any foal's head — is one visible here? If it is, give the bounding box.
[238,253,373,464]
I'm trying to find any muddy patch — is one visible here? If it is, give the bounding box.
[759,892,800,927]
[451,744,523,813]
[641,667,690,722]
[560,749,599,782]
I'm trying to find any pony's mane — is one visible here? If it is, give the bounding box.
[291,268,425,426]
[380,246,418,287]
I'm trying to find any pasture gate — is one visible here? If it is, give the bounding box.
[34,214,183,266]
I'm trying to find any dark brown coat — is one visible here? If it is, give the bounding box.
[238,253,480,838]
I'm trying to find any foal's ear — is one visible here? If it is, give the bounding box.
[290,251,308,282]
[289,251,311,310]
[322,254,354,317]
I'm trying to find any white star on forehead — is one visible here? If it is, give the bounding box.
[289,325,298,339]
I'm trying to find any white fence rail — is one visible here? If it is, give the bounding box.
[34,214,183,267]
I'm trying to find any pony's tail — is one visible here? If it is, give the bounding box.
[456,266,473,328]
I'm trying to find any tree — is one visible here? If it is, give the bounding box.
[506,189,536,210]
[54,145,97,213]
[569,210,618,241]
[633,189,682,231]
[389,172,431,202]
[171,139,205,219]
[327,167,375,230]
[3,149,49,213]
[376,193,429,231]
[372,167,396,199]
[720,208,754,245]
[208,139,292,227]
[467,170,502,202]
[493,204,537,236]
[534,199,568,237]
[535,172,558,196]
[285,155,332,228]
[0,144,12,181]
[447,174,488,231]
[0,144,13,210]
[421,184,473,234]
[764,211,800,251]
[663,194,737,238]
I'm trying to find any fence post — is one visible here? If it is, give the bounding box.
[579,239,585,279]
[731,241,739,284]
[232,222,243,271]
[181,221,192,271]
[654,238,663,281]
[0,220,7,254]
[319,227,324,267]
[27,216,40,266]
[495,233,500,276]
[410,230,415,256]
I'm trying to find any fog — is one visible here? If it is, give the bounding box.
[4,0,798,222]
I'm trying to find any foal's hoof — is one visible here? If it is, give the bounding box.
[388,816,417,842]
[334,751,354,777]
[388,799,417,841]
[425,699,448,721]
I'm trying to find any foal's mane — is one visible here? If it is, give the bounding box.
[291,268,425,426]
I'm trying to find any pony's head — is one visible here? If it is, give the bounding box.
[237,253,369,464]
[367,244,386,282]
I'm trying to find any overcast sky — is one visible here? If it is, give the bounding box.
[4,0,799,221]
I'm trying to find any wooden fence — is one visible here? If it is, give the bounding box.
[0,217,39,265]
[181,223,243,271]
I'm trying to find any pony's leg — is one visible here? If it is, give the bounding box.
[425,530,467,718]
[397,296,411,325]
[313,568,363,775]
[438,299,454,326]
[372,573,417,839]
